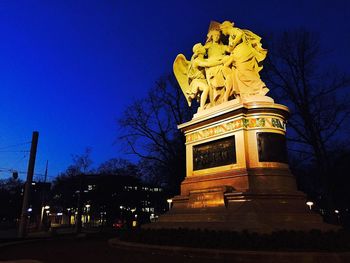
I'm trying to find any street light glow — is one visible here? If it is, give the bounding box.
[306,201,314,210]
[167,199,173,210]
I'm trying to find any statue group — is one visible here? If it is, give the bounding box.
[174,21,269,111]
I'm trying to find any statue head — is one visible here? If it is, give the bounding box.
[206,21,221,44]
[206,30,221,44]
[220,21,234,35]
[192,43,206,55]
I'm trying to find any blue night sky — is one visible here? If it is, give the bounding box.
[0,0,349,180]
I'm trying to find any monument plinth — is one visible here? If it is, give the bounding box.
[149,21,336,232]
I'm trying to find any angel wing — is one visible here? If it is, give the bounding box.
[173,54,192,106]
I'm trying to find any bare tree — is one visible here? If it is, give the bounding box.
[118,75,194,193]
[263,30,350,197]
[97,158,139,177]
[71,147,93,174]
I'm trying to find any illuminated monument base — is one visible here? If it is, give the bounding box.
[151,99,335,233]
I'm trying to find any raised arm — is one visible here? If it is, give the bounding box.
[195,57,222,68]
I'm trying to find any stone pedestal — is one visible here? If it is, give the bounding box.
[150,99,335,233]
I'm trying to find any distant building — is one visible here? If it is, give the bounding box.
[50,174,167,227]
[26,181,51,229]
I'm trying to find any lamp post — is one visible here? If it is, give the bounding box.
[67,208,71,226]
[306,201,314,210]
[167,199,173,210]
[85,204,91,225]
[335,210,340,224]
[40,205,50,230]
[131,208,137,227]
[119,205,124,222]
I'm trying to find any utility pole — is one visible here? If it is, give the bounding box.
[18,131,39,238]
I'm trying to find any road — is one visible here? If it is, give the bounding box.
[0,234,229,263]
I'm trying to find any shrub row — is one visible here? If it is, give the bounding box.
[118,228,350,251]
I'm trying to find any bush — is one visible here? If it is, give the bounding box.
[117,228,350,251]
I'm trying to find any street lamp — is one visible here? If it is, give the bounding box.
[27,208,32,227]
[85,204,91,224]
[335,209,340,224]
[131,208,137,227]
[40,205,50,230]
[167,199,173,210]
[306,201,314,210]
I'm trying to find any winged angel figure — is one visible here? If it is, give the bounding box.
[173,43,223,111]
[174,20,269,112]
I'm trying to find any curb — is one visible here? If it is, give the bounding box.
[108,238,350,263]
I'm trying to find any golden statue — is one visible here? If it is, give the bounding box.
[174,20,269,112]
[173,43,223,111]
[204,21,229,104]
[219,21,269,99]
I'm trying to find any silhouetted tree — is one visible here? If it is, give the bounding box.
[118,75,194,194]
[263,30,350,203]
[71,147,93,174]
[51,172,79,209]
[97,158,139,177]
[0,177,23,223]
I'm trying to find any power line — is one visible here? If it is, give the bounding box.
[0,150,30,153]
[0,168,45,177]
[0,141,31,150]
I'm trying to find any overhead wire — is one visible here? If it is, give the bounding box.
[0,139,50,181]
[0,150,30,153]
[0,141,31,150]
[0,139,31,178]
